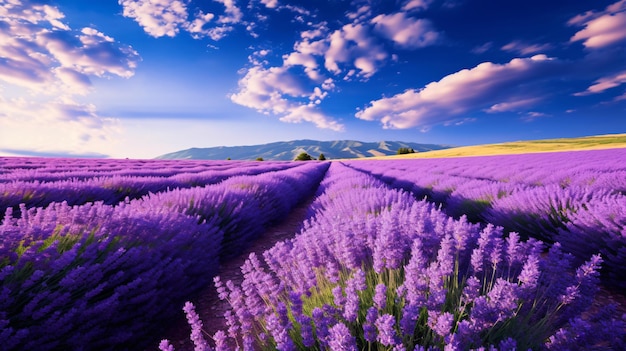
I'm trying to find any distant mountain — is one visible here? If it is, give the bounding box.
[155,139,451,160]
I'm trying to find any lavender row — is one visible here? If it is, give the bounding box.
[138,162,329,258]
[353,148,626,192]
[0,162,329,350]
[0,157,282,182]
[0,162,298,216]
[344,151,626,289]
[168,162,624,351]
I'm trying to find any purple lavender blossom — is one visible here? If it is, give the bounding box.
[328,323,358,351]
[213,330,230,351]
[363,307,378,343]
[343,285,360,322]
[265,310,295,351]
[376,313,399,346]
[297,315,315,348]
[399,303,419,336]
[333,285,346,309]
[158,339,176,351]
[428,311,454,339]
[183,302,211,351]
[352,269,367,291]
[374,283,387,311]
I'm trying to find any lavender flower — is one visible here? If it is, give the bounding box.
[376,313,399,346]
[428,311,454,339]
[265,311,295,351]
[158,339,176,351]
[400,303,419,336]
[297,315,315,348]
[374,283,387,311]
[213,330,229,351]
[363,307,378,343]
[352,269,367,291]
[343,285,360,322]
[332,285,346,309]
[183,302,211,351]
[328,323,358,351]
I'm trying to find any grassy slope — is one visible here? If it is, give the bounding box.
[369,133,626,160]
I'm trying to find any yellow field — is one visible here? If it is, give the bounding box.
[369,133,626,160]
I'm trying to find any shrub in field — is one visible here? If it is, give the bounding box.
[294,152,314,161]
[167,163,625,350]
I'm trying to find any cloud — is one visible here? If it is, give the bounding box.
[229,62,344,131]
[485,97,542,113]
[372,12,440,49]
[471,42,493,54]
[501,40,552,55]
[356,55,557,129]
[0,96,121,156]
[574,70,626,95]
[0,1,140,94]
[522,111,549,122]
[0,0,138,156]
[0,148,110,158]
[402,0,435,12]
[119,0,244,40]
[118,0,189,37]
[569,0,626,49]
[259,0,279,9]
[324,23,388,78]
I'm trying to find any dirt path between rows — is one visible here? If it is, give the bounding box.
[158,196,316,350]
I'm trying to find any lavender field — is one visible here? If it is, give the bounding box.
[1,149,625,350]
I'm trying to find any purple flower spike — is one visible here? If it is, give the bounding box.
[265,311,295,351]
[499,337,517,351]
[376,313,399,346]
[400,303,419,336]
[182,302,211,351]
[374,283,387,311]
[343,285,360,322]
[297,315,315,348]
[333,285,346,309]
[352,269,367,291]
[363,307,378,343]
[159,339,176,351]
[328,323,358,351]
[213,330,230,351]
[429,311,454,338]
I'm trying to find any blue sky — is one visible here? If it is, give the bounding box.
[0,0,625,159]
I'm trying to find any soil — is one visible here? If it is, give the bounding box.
[158,196,316,351]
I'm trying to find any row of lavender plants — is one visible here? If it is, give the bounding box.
[0,160,297,215]
[166,162,624,351]
[0,157,242,182]
[0,161,329,350]
[344,149,626,289]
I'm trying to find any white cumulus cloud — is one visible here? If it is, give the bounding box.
[0,0,138,156]
[229,62,343,131]
[569,0,626,49]
[324,23,388,78]
[356,55,557,129]
[119,0,245,40]
[118,0,189,37]
[501,40,552,55]
[575,70,626,96]
[372,12,440,49]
